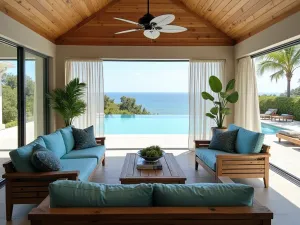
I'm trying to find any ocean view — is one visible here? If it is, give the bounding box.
[105,92,189,115]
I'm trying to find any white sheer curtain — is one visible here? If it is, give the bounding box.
[188,60,225,149]
[65,59,104,137]
[234,57,261,132]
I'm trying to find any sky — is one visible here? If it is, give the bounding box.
[0,60,36,80]
[103,61,189,93]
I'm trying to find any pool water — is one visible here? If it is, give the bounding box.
[261,123,284,135]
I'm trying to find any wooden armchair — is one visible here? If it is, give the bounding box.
[194,140,271,188]
[2,137,105,221]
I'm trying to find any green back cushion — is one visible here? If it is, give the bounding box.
[209,129,238,153]
[9,137,46,172]
[72,126,97,150]
[49,180,153,208]
[60,126,75,153]
[228,124,264,154]
[41,131,66,158]
[153,183,254,207]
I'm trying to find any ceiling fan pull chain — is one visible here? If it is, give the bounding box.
[147,0,150,14]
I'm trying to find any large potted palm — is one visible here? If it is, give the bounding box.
[201,76,239,134]
[48,78,86,126]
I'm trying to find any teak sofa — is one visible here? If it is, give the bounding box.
[2,126,106,221]
[28,179,273,225]
[195,124,271,188]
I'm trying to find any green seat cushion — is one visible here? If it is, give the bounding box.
[49,180,153,208]
[61,145,105,163]
[60,158,97,182]
[41,131,67,158]
[59,126,75,153]
[228,124,264,154]
[195,148,235,171]
[9,137,46,172]
[153,183,254,207]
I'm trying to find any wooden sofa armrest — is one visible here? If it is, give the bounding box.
[217,153,270,160]
[261,144,270,153]
[194,140,211,148]
[96,137,105,145]
[2,171,79,180]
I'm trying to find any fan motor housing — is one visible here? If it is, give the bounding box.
[138,13,155,29]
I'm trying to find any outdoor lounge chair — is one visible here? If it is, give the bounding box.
[271,114,294,122]
[276,130,300,145]
[260,109,278,120]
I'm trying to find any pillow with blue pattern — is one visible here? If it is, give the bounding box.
[209,129,239,153]
[72,126,97,150]
[31,144,61,172]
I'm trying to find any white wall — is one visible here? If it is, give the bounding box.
[235,12,300,59]
[55,45,235,128]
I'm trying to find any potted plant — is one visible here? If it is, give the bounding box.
[201,76,239,134]
[48,78,87,126]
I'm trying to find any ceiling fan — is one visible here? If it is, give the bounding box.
[114,0,187,40]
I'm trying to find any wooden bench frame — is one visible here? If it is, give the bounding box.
[28,177,273,225]
[2,137,106,221]
[276,133,300,145]
[194,140,271,188]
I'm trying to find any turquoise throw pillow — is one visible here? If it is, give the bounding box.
[72,126,97,150]
[60,126,75,153]
[41,131,66,158]
[209,129,238,153]
[31,144,61,172]
[153,183,254,207]
[236,127,265,154]
[49,180,153,208]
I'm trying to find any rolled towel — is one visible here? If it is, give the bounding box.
[278,130,300,138]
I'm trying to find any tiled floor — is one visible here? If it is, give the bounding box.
[1,150,300,225]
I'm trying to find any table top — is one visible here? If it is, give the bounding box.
[119,153,186,184]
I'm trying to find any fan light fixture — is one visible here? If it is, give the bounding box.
[114,0,187,40]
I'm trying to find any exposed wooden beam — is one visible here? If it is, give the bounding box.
[55,0,120,44]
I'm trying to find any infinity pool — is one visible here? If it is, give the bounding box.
[104,115,282,135]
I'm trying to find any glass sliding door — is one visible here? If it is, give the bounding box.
[25,52,45,144]
[0,42,18,181]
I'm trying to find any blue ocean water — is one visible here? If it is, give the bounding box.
[105,92,188,115]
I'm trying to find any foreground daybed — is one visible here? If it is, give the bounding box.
[2,126,106,221]
[276,130,300,145]
[28,180,273,225]
[195,124,270,188]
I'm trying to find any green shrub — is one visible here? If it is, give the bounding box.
[5,120,18,128]
[259,96,300,120]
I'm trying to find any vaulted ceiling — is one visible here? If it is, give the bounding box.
[1,0,300,46]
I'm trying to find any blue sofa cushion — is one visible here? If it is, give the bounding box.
[9,137,46,172]
[61,145,105,163]
[31,144,61,172]
[209,129,238,153]
[195,148,234,171]
[153,183,254,207]
[49,180,153,208]
[72,126,97,150]
[228,124,264,154]
[60,126,75,153]
[41,131,66,158]
[59,158,97,182]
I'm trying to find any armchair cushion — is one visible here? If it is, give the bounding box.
[49,180,153,208]
[228,124,265,154]
[60,158,97,182]
[9,137,46,172]
[153,183,254,207]
[60,126,75,153]
[61,145,105,163]
[41,131,67,158]
[195,148,235,171]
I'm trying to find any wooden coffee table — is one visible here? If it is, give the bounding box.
[119,153,186,184]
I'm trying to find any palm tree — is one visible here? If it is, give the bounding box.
[257,46,300,97]
[48,78,86,126]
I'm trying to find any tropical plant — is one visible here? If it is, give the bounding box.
[257,46,300,97]
[201,76,239,128]
[48,78,86,126]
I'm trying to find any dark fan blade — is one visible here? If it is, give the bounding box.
[114,17,139,25]
[115,29,141,34]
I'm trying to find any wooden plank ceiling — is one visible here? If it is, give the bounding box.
[0,0,299,46]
